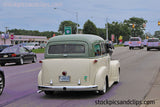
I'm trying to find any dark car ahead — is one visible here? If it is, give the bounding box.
[0,45,12,52]
[0,45,37,66]
[147,38,160,51]
[0,68,5,95]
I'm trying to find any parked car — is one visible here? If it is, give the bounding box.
[0,68,5,95]
[24,42,40,50]
[129,37,144,50]
[37,34,120,95]
[0,45,12,52]
[123,41,129,47]
[40,43,46,49]
[147,38,160,51]
[0,45,37,66]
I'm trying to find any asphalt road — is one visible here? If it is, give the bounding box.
[0,47,160,107]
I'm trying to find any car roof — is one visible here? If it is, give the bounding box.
[48,34,104,44]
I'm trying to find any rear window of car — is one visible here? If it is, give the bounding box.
[1,46,18,53]
[148,39,159,42]
[130,38,140,41]
[48,44,85,54]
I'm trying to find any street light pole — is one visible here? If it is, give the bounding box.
[76,12,78,34]
[106,18,108,40]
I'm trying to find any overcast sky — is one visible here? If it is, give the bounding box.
[0,0,160,35]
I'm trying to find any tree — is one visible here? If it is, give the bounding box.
[58,21,78,34]
[124,17,147,38]
[83,20,97,35]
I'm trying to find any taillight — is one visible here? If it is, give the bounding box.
[138,41,141,44]
[39,60,43,63]
[93,59,98,63]
[129,42,132,44]
[62,71,67,76]
[11,54,16,57]
[147,43,148,45]
[159,43,160,46]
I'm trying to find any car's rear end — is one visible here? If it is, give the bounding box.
[129,37,143,49]
[147,38,160,51]
[38,40,99,94]
[0,46,20,66]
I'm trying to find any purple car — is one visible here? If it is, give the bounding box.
[147,38,160,51]
[129,37,144,50]
[123,41,129,47]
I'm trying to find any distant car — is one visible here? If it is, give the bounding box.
[142,39,148,47]
[0,45,37,66]
[24,43,40,50]
[129,37,144,50]
[0,45,12,52]
[40,43,46,49]
[123,41,129,47]
[147,38,160,51]
[0,68,5,95]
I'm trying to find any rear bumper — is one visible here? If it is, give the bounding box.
[147,46,160,49]
[38,85,98,91]
[0,57,20,63]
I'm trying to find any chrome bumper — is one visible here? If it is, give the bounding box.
[38,85,98,92]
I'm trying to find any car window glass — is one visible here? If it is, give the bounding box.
[19,47,29,53]
[48,44,85,54]
[148,39,159,42]
[130,38,140,41]
[1,46,18,53]
[94,44,101,56]
[101,43,106,55]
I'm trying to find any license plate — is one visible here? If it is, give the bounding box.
[3,55,8,58]
[59,76,70,82]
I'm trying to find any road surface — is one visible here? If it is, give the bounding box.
[0,47,159,107]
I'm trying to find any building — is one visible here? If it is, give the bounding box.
[0,35,48,45]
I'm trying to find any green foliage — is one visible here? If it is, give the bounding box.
[83,20,98,35]
[97,28,106,39]
[124,17,147,38]
[8,29,60,38]
[32,48,45,53]
[58,21,78,34]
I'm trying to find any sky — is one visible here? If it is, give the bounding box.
[0,0,160,35]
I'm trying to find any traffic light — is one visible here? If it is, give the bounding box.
[132,24,135,28]
[158,21,160,26]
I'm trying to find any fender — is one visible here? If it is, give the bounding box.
[110,60,120,82]
[38,70,42,85]
[95,66,108,90]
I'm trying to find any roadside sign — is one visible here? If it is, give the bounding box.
[10,34,14,40]
[64,26,72,35]
[111,34,114,41]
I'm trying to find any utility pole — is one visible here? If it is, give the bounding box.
[76,12,78,34]
[4,27,9,44]
[106,18,108,41]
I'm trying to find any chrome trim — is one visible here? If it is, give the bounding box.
[38,85,98,91]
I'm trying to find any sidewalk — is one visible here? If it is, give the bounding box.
[140,70,160,107]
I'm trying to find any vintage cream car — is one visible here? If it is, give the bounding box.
[38,34,120,95]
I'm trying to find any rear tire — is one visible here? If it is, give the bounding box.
[0,73,4,95]
[98,77,108,95]
[32,56,37,63]
[18,58,24,65]
[147,48,150,51]
[0,63,5,66]
[44,91,54,95]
